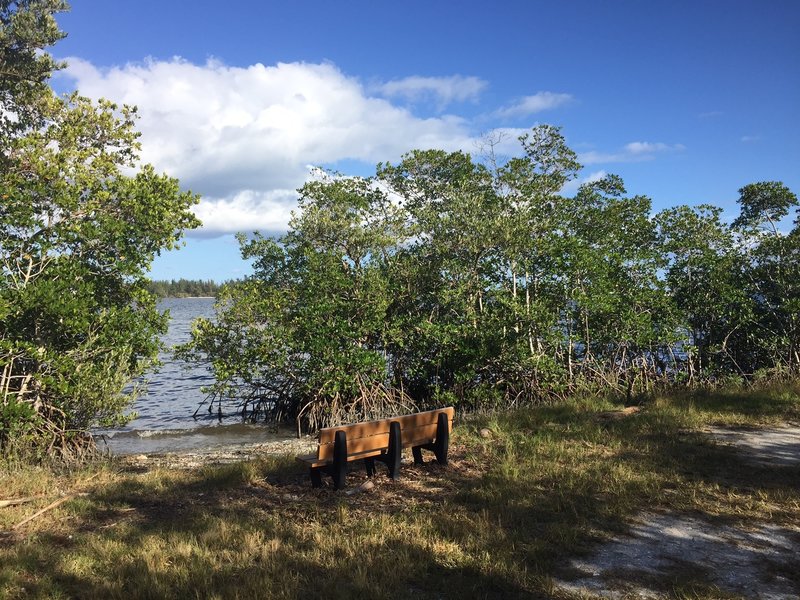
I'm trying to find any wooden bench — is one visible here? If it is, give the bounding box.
[296,407,455,490]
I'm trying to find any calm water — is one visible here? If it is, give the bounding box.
[95,297,291,454]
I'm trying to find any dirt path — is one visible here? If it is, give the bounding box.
[708,425,800,467]
[557,425,800,599]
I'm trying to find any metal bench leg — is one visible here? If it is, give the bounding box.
[310,467,322,488]
[332,430,348,490]
[387,421,402,479]
[365,456,376,477]
[434,412,449,465]
[412,446,424,464]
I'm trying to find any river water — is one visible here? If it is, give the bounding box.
[95,297,293,455]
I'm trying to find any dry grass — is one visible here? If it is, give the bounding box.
[1,382,799,599]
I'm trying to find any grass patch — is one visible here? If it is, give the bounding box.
[1,383,799,599]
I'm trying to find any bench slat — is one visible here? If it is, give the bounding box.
[317,407,454,445]
[317,420,449,460]
[297,447,386,468]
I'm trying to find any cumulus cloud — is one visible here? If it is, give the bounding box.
[193,189,298,237]
[494,92,573,119]
[61,57,479,235]
[64,57,676,237]
[377,75,487,108]
[580,141,685,165]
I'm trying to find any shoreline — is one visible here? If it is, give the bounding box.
[115,435,317,469]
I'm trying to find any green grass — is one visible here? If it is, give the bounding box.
[1,382,799,599]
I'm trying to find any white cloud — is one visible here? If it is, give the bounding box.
[57,58,599,235]
[495,92,573,119]
[193,189,297,237]
[624,141,685,155]
[580,141,685,165]
[740,135,760,143]
[377,75,487,107]
[583,169,609,184]
[62,57,481,235]
[561,169,608,195]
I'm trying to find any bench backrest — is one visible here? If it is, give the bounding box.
[316,407,455,461]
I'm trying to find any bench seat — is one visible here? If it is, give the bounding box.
[296,407,454,489]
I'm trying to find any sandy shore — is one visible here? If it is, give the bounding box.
[115,435,318,470]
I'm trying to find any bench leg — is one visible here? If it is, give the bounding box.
[365,457,376,477]
[332,430,348,490]
[434,412,450,465]
[387,421,402,479]
[310,467,322,488]
[412,446,424,464]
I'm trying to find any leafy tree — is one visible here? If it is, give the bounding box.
[656,204,748,378]
[1,2,200,458]
[377,149,506,405]
[179,174,410,433]
[732,182,800,374]
[732,181,797,234]
[0,0,67,147]
[493,126,581,396]
[183,127,799,433]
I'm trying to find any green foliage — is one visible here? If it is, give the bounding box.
[656,204,748,376]
[0,0,67,146]
[178,174,412,432]
[732,181,797,233]
[1,2,200,458]
[184,119,798,432]
[734,183,800,374]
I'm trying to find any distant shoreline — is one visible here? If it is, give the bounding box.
[148,279,226,299]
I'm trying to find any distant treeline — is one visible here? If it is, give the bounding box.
[148,278,223,298]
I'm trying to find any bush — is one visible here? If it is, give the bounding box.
[1,34,200,459]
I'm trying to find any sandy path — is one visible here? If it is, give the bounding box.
[557,425,800,599]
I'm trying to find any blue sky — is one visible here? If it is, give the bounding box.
[53,0,799,281]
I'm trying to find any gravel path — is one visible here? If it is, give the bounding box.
[559,513,800,599]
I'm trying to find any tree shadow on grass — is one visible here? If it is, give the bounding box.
[542,406,800,597]
[683,385,800,422]
[445,401,800,597]
[4,398,800,599]
[1,453,548,599]
[640,427,800,515]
